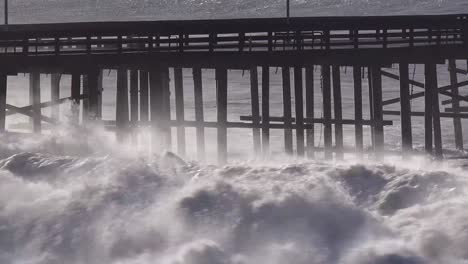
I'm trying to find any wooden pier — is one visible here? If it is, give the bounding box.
[1,14,468,163]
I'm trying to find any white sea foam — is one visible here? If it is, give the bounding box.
[0,128,467,264]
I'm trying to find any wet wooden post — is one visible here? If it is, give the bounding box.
[368,68,375,150]
[424,64,434,154]
[353,66,363,154]
[87,69,100,122]
[294,66,305,156]
[82,75,89,123]
[193,68,205,161]
[51,74,61,121]
[139,70,149,123]
[29,72,41,133]
[0,73,6,132]
[130,68,139,142]
[149,66,163,152]
[322,65,333,159]
[399,62,413,153]
[216,68,228,164]
[97,70,103,119]
[262,66,270,157]
[174,67,186,156]
[282,66,293,155]
[70,73,81,124]
[116,68,129,142]
[448,59,463,150]
[162,68,172,150]
[305,66,315,158]
[332,65,343,159]
[427,63,443,158]
[250,66,261,156]
[370,66,384,157]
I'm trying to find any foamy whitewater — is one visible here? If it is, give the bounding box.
[1,0,468,263]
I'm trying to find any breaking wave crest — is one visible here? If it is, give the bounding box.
[0,129,467,264]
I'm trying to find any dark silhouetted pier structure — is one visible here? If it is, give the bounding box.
[1,14,468,163]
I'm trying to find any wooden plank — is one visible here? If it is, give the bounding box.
[448,59,464,150]
[383,110,468,118]
[50,74,60,120]
[353,66,363,153]
[0,74,6,132]
[370,66,384,157]
[71,73,81,124]
[216,68,228,164]
[322,65,332,159]
[332,65,343,159]
[294,66,305,157]
[305,66,315,158]
[193,67,205,161]
[240,116,393,125]
[174,67,186,156]
[250,66,261,156]
[139,70,149,122]
[399,63,413,153]
[116,68,129,141]
[29,72,41,133]
[424,64,434,154]
[262,66,270,157]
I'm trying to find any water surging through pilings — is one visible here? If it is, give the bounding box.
[0,130,467,264]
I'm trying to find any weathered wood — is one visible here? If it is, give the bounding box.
[353,66,363,153]
[87,69,100,121]
[116,68,129,141]
[322,65,332,159]
[82,75,89,123]
[193,68,205,161]
[71,73,81,124]
[174,67,186,156]
[240,116,393,126]
[282,67,293,154]
[130,69,139,124]
[29,72,41,133]
[332,65,343,159]
[51,74,61,120]
[370,66,384,157]
[368,68,375,150]
[162,68,172,150]
[383,110,468,118]
[250,66,261,156]
[448,59,464,150]
[424,64,434,154]
[426,64,443,158]
[216,68,228,164]
[139,70,149,123]
[294,66,305,157]
[262,66,270,157]
[305,66,315,158]
[150,66,164,151]
[0,74,6,132]
[399,63,413,153]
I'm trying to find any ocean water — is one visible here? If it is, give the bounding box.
[1,1,468,264]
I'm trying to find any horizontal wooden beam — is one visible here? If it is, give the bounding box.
[6,95,87,116]
[5,104,58,124]
[239,115,393,126]
[445,107,468,112]
[383,110,468,118]
[381,70,425,88]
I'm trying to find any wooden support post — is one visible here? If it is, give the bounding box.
[82,75,89,123]
[216,68,228,164]
[353,66,363,154]
[426,63,443,158]
[322,65,333,159]
[162,68,172,150]
[71,73,81,124]
[262,66,270,157]
[370,66,384,157]
[51,74,60,121]
[116,68,129,142]
[282,67,293,154]
[294,66,305,157]
[368,68,375,150]
[0,73,6,132]
[399,63,413,153]
[150,66,164,152]
[97,70,103,119]
[193,68,205,161]
[139,71,149,123]
[332,65,343,159]
[250,67,261,156]
[448,59,464,150]
[130,69,139,127]
[87,69,100,122]
[305,66,315,158]
[424,64,434,155]
[174,67,186,156]
[29,72,41,133]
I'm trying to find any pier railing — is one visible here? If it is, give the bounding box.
[0,14,467,56]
